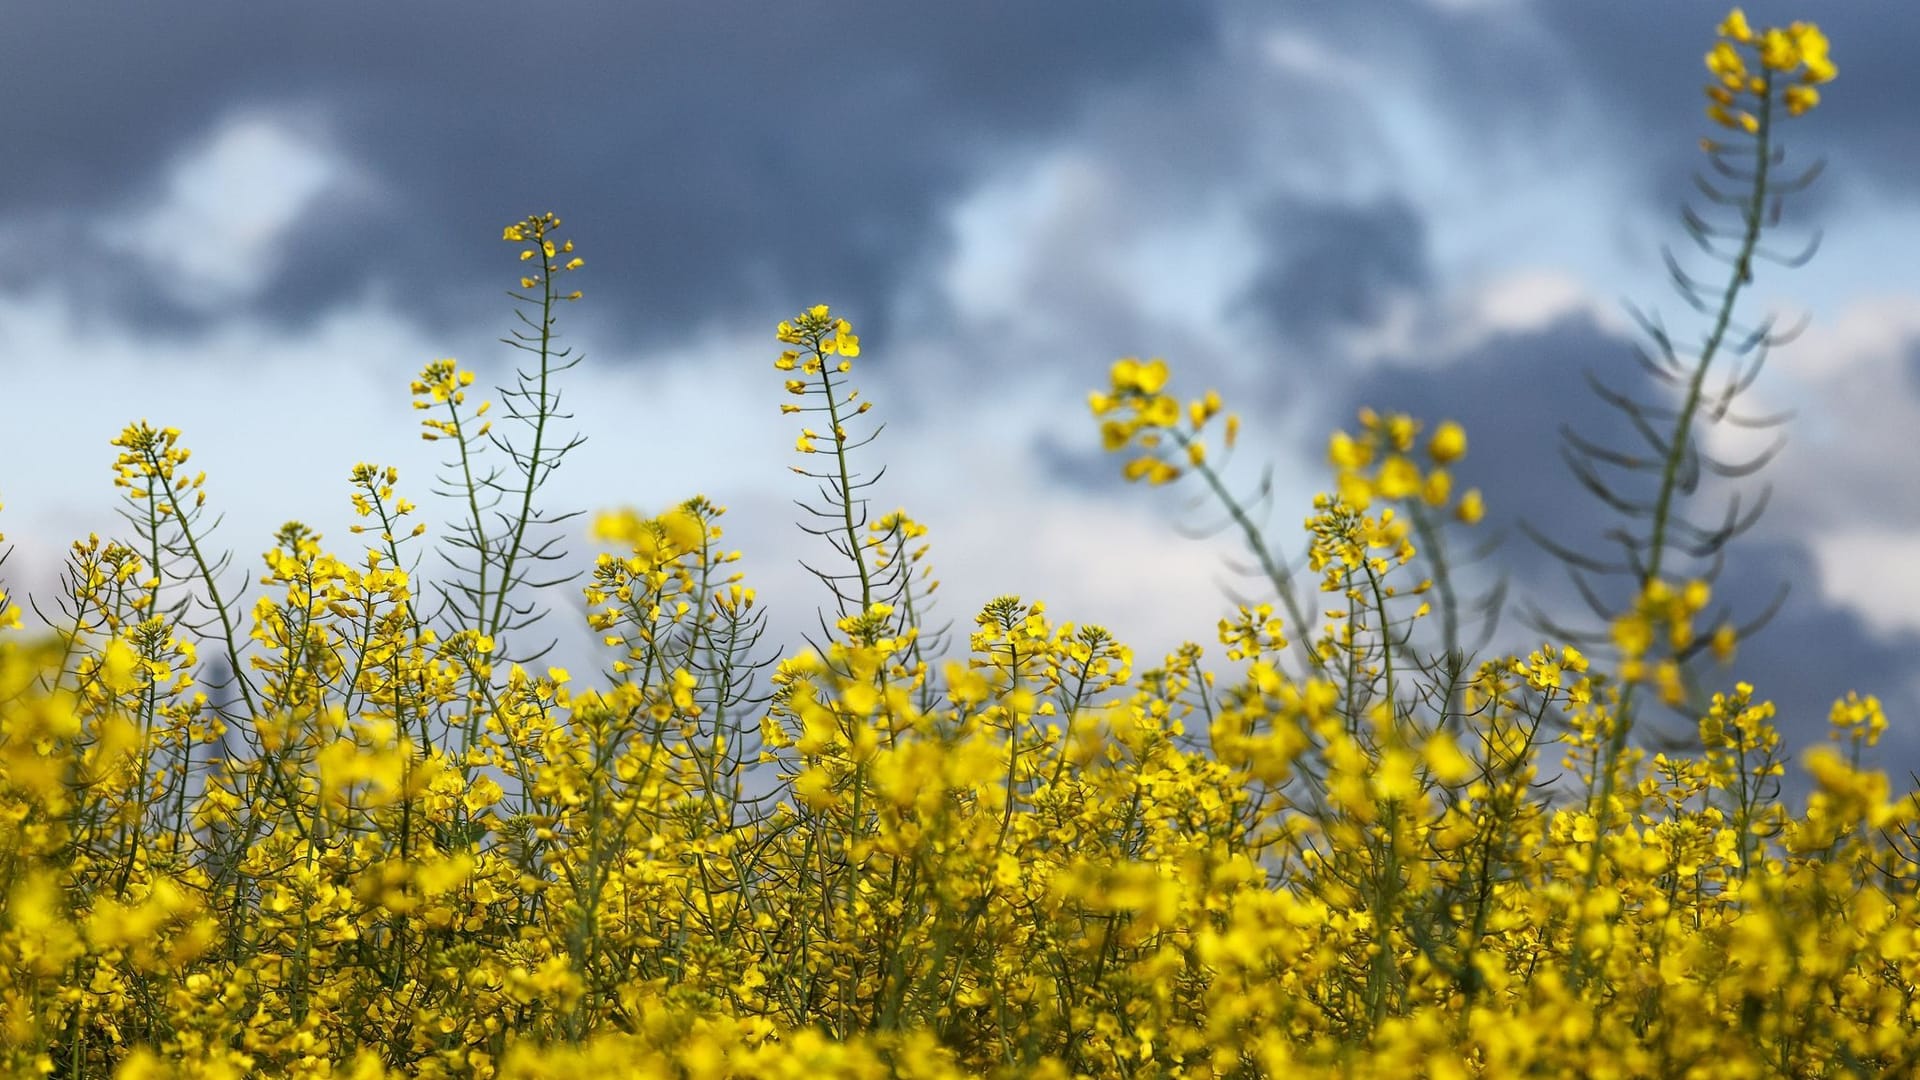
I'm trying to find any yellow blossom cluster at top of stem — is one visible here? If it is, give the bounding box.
[1705,8,1835,133]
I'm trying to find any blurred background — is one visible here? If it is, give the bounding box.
[3,1,1917,770]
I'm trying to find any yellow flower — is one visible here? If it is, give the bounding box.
[1654,658,1685,705]
[1829,691,1887,747]
[1792,23,1833,73]
[1136,358,1170,394]
[1338,471,1374,510]
[657,506,707,554]
[1705,41,1746,81]
[1328,430,1370,469]
[1455,488,1484,525]
[1111,356,1171,396]
[1717,8,1754,43]
[1375,455,1420,500]
[1427,420,1467,464]
[793,766,839,811]
[1682,578,1711,613]
[1369,747,1421,803]
[1709,623,1737,664]
[1385,413,1417,452]
[1612,611,1653,659]
[1422,730,1474,785]
[1759,27,1799,72]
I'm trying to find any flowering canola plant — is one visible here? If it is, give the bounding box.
[2,11,1915,1080]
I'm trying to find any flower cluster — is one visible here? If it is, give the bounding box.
[1326,408,1482,524]
[501,212,584,301]
[1705,8,1836,132]
[1088,357,1237,486]
[4,12,1904,1079]
[1611,577,1717,705]
[775,303,866,448]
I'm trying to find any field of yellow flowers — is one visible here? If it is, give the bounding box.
[2,11,1912,1079]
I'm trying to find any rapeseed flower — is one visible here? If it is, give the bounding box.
[0,12,1902,1079]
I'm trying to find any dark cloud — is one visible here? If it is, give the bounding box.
[1032,431,1129,497]
[1237,194,1428,347]
[1336,314,1659,618]
[1903,338,1920,398]
[11,0,1899,362]
[1336,311,1920,775]
[1249,2,1892,229]
[1528,3,1909,215]
[1,1,1215,349]
[1706,536,1920,778]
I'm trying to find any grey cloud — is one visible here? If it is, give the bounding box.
[1529,3,1908,214]
[1246,2,1897,223]
[1706,536,1920,777]
[1237,194,1428,347]
[1335,314,1661,618]
[2,1,1217,350]
[1032,431,1130,497]
[1336,311,1920,774]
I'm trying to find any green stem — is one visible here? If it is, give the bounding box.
[816,350,873,613]
[487,264,556,643]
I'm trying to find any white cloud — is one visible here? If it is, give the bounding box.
[1785,293,1920,383]
[93,107,365,308]
[1728,294,1920,635]
[1422,0,1529,12]
[1333,267,1626,370]
[1260,31,1370,88]
[941,150,1104,329]
[1764,294,1920,496]
[1469,269,1602,336]
[1811,528,1920,637]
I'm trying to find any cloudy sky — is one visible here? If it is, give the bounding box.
[4,1,1919,773]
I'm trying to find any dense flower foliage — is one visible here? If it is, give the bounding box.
[2,10,1914,1079]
